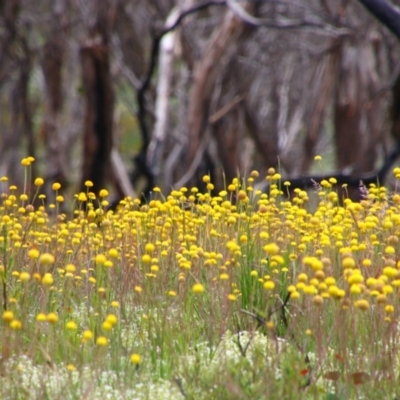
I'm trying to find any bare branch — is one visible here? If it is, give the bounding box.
[226,0,350,36]
[357,0,400,40]
[208,95,244,124]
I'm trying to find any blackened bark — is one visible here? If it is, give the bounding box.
[80,41,114,194]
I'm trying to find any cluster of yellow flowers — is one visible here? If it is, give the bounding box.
[1,157,400,371]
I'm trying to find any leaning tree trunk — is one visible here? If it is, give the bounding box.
[300,45,339,173]
[184,4,254,187]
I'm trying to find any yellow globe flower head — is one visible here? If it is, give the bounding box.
[355,299,369,311]
[2,310,14,322]
[10,320,22,329]
[19,272,30,282]
[36,313,46,322]
[46,312,59,324]
[385,246,395,255]
[99,189,109,198]
[65,264,76,273]
[66,321,78,330]
[28,248,40,259]
[145,243,155,253]
[34,177,44,187]
[52,182,61,191]
[96,336,108,346]
[105,314,118,326]
[82,330,94,340]
[192,283,205,294]
[108,248,119,258]
[263,280,275,290]
[102,321,113,331]
[263,243,279,256]
[42,273,54,286]
[130,353,141,364]
[39,253,55,265]
[78,192,87,202]
[95,254,107,265]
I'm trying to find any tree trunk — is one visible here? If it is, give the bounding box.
[185,4,253,186]
[79,40,114,194]
[41,0,68,196]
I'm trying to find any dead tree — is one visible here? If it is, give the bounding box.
[41,0,68,197]
[79,1,116,195]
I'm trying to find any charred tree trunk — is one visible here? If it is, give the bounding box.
[79,40,114,194]
[41,0,68,195]
[391,70,400,144]
[0,0,20,87]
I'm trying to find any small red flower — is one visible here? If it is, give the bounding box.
[300,369,309,376]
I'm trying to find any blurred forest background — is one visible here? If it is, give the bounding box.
[1,0,400,205]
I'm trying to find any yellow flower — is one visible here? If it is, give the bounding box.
[130,353,141,364]
[10,320,22,329]
[108,248,119,258]
[46,312,59,324]
[82,330,94,340]
[52,183,61,190]
[2,310,14,322]
[263,280,275,290]
[96,336,108,346]
[66,321,78,330]
[95,254,107,265]
[355,299,369,311]
[102,321,113,331]
[99,189,109,198]
[141,254,151,264]
[28,249,40,259]
[65,264,76,273]
[36,313,47,322]
[42,273,54,286]
[385,246,395,255]
[263,243,279,256]
[34,178,44,186]
[78,192,87,202]
[19,272,30,282]
[192,283,205,294]
[39,253,55,265]
[145,243,155,253]
[105,314,118,326]
[342,257,356,269]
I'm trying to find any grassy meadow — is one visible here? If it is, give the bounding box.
[1,157,400,399]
